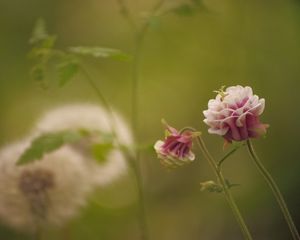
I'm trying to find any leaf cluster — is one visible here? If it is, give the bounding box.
[28,18,130,89]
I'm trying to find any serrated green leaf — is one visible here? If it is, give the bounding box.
[69,46,131,61]
[17,130,87,165]
[58,60,79,87]
[91,143,114,163]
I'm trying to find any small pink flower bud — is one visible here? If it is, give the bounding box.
[203,85,269,142]
[154,122,195,168]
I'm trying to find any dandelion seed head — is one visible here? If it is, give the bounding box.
[0,140,93,232]
[32,103,132,186]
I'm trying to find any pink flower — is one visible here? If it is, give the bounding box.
[154,123,195,168]
[203,85,269,142]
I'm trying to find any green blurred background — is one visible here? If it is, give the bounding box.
[1,0,300,239]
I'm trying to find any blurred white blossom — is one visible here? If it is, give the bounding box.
[0,103,134,232]
[0,140,93,232]
[32,103,133,186]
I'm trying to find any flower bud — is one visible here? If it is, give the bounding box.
[199,180,223,193]
[154,122,195,168]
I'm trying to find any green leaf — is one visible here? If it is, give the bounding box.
[29,18,48,44]
[91,143,114,163]
[69,46,131,61]
[57,59,79,87]
[17,130,87,165]
[29,19,57,48]
[40,35,57,49]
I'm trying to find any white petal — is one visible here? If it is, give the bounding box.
[154,140,164,152]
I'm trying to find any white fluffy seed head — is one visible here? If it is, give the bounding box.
[0,140,94,232]
[32,103,133,187]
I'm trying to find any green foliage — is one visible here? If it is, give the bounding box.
[17,130,88,165]
[69,46,131,61]
[29,18,51,44]
[28,19,130,89]
[57,56,79,87]
[91,143,114,163]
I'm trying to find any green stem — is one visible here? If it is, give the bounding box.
[246,140,300,240]
[129,17,150,240]
[218,143,245,168]
[125,1,166,240]
[79,65,118,140]
[80,60,149,240]
[196,136,253,240]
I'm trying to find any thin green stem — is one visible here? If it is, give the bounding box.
[129,16,149,240]
[79,65,118,140]
[131,0,166,134]
[218,143,245,168]
[196,136,253,240]
[218,147,238,167]
[80,61,149,240]
[246,140,300,240]
[123,1,166,240]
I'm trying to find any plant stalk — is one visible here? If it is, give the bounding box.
[246,140,300,240]
[196,136,253,240]
[127,1,166,240]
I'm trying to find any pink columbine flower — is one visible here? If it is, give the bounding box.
[154,122,195,168]
[203,85,269,142]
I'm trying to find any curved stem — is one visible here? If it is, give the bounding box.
[246,140,300,240]
[80,61,149,240]
[79,65,118,140]
[218,147,238,168]
[218,143,245,168]
[196,136,253,240]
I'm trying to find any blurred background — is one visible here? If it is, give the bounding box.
[1,0,300,239]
